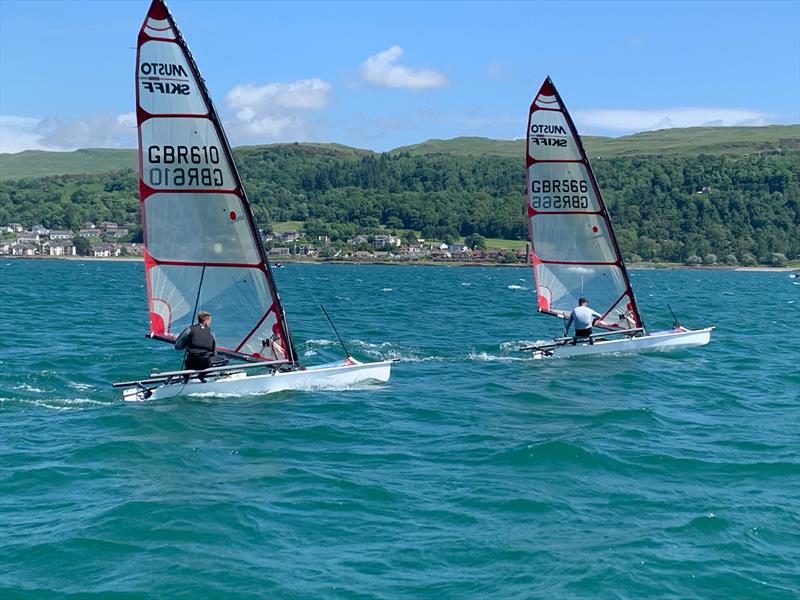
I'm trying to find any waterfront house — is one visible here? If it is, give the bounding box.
[347,235,369,247]
[269,247,290,256]
[91,244,118,258]
[12,243,37,256]
[48,230,72,240]
[16,232,40,244]
[280,231,301,243]
[79,228,103,238]
[46,243,76,256]
[105,228,130,239]
[99,221,119,230]
[8,223,24,233]
[373,234,401,249]
[450,247,473,261]
[294,245,318,257]
[117,243,144,256]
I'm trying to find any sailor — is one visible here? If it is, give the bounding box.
[261,322,286,361]
[564,297,602,339]
[174,311,228,374]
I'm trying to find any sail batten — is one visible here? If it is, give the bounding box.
[526,77,644,332]
[136,0,297,364]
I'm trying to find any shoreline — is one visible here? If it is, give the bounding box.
[2,255,797,272]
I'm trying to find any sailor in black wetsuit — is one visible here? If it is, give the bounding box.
[174,311,228,375]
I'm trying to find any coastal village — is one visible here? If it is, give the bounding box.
[0,221,529,264]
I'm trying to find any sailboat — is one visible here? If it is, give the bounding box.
[115,0,393,400]
[522,77,713,359]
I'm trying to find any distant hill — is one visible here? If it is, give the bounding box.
[1,125,798,181]
[392,125,800,158]
[0,148,137,181]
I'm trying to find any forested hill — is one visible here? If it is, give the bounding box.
[1,125,797,181]
[0,126,798,264]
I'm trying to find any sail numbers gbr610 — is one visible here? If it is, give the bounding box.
[145,144,225,188]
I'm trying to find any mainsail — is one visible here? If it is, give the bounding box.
[135,0,297,363]
[525,77,644,332]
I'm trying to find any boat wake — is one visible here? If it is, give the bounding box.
[467,351,527,362]
[1,395,108,411]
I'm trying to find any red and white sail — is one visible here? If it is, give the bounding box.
[135,0,297,363]
[525,77,644,331]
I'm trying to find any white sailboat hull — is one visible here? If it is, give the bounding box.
[531,327,713,360]
[122,359,394,402]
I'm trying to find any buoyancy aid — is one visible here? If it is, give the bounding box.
[186,324,214,357]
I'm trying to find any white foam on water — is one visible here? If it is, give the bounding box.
[507,285,527,291]
[349,339,446,363]
[500,340,548,352]
[468,351,526,362]
[11,384,45,393]
[382,288,393,292]
[68,382,94,391]
[3,397,107,411]
[304,339,336,347]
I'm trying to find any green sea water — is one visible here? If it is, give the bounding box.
[1,260,798,598]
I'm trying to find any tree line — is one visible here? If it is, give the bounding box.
[0,144,797,263]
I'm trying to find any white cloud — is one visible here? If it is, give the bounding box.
[0,113,136,153]
[361,46,448,90]
[0,115,44,153]
[225,78,331,112]
[223,78,332,143]
[574,107,775,132]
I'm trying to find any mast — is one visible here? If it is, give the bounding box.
[136,0,299,364]
[525,76,645,332]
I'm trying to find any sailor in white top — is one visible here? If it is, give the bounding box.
[565,297,602,338]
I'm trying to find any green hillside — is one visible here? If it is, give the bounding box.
[2,125,798,181]
[0,148,137,181]
[2,142,798,265]
[392,125,800,158]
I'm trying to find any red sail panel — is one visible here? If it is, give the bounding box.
[136,0,297,363]
[525,77,644,331]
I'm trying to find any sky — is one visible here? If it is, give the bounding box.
[0,0,798,154]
